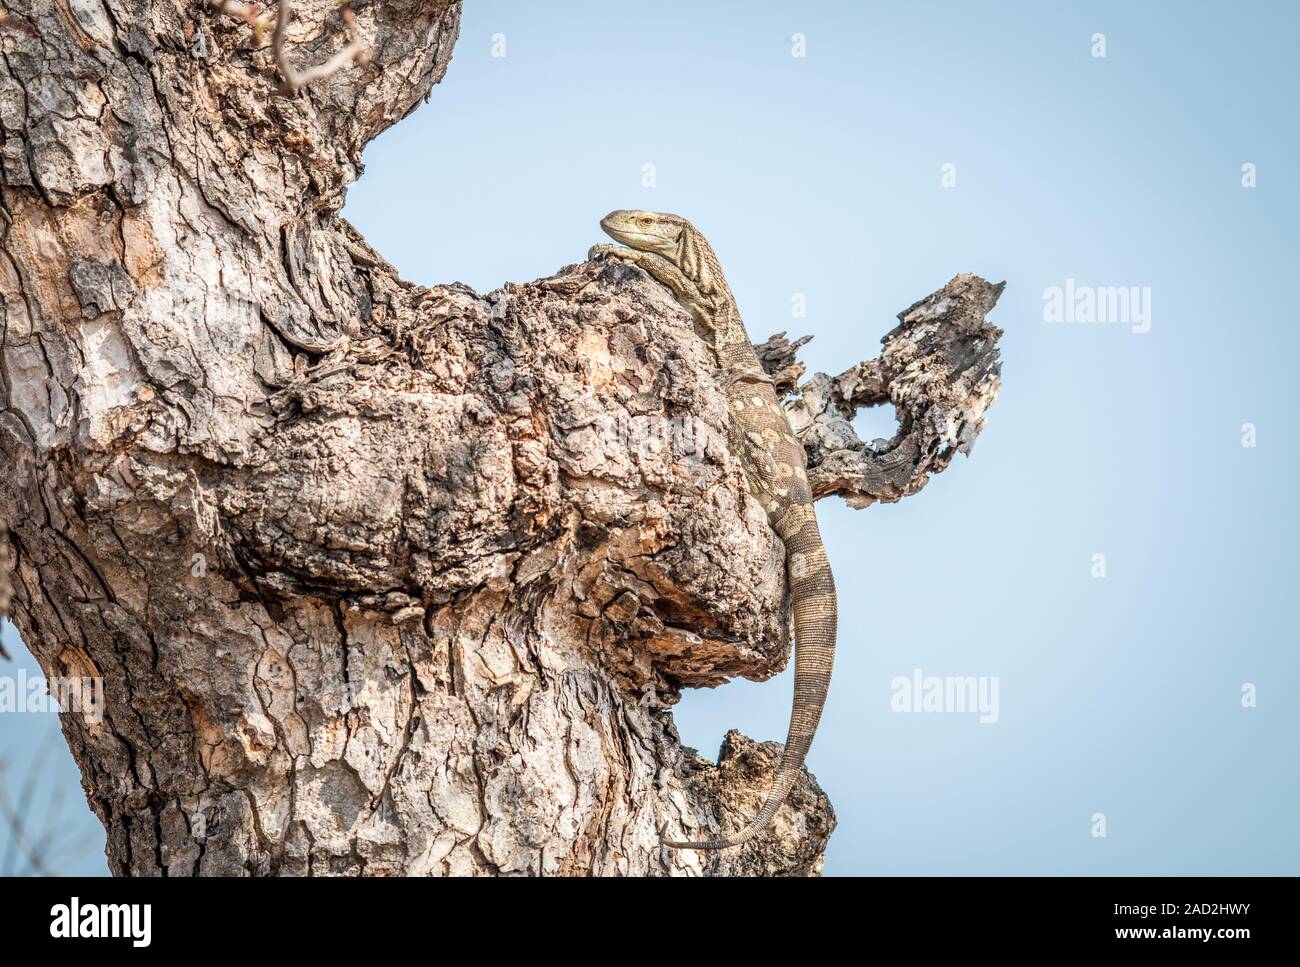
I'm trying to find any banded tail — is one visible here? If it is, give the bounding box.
[664,507,837,850]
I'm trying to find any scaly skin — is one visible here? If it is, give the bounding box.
[591,210,838,850]
[0,519,13,627]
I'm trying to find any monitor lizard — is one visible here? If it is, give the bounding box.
[590,210,838,850]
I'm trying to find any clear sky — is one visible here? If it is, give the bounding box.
[4,0,1297,876]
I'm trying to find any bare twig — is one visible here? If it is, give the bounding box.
[0,731,60,876]
[209,1,371,94]
[0,10,39,36]
[0,726,99,876]
[273,1,370,95]
[209,0,270,31]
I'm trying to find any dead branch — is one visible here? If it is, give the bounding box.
[763,273,1004,509]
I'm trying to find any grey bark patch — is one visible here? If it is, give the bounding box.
[69,259,136,318]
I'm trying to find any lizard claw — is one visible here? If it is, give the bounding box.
[588,243,631,261]
[719,367,776,390]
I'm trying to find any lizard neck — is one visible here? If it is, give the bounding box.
[711,305,764,375]
[676,225,764,375]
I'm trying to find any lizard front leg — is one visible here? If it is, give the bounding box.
[588,244,709,314]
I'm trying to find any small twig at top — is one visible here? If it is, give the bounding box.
[0,10,39,36]
[209,1,372,94]
[274,1,371,95]
[209,0,270,31]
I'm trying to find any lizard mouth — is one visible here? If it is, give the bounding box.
[599,213,661,250]
[601,226,660,249]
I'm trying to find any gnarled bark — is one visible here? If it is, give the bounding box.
[0,1,1002,876]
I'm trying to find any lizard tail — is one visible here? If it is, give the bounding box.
[663,514,837,851]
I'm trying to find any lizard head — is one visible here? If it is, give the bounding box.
[599,209,726,343]
[600,210,688,262]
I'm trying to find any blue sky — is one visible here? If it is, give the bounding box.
[3,0,1296,875]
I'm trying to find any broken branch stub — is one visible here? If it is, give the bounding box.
[764,273,1005,509]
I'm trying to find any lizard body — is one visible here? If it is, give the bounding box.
[592,211,838,850]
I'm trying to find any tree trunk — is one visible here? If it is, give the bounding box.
[0,1,1002,876]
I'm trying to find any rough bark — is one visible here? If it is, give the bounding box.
[0,1,1002,876]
